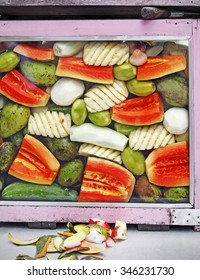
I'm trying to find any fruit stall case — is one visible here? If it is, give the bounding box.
[0,1,200,231]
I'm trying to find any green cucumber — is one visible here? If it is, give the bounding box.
[48,104,71,114]
[2,182,78,201]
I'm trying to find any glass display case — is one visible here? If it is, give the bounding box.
[0,19,199,229]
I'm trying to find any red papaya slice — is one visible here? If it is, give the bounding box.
[0,70,49,107]
[8,135,60,185]
[145,141,189,187]
[14,43,55,61]
[79,157,135,202]
[137,55,186,80]
[111,92,164,125]
[56,57,114,84]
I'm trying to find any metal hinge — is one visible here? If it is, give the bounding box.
[141,7,200,20]
[170,209,200,226]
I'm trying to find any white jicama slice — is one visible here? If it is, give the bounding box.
[84,42,129,66]
[79,143,122,163]
[133,126,148,150]
[50,77,85,106]
[84,80,128,112]
[70,123,128,151]
[53,41,86,57]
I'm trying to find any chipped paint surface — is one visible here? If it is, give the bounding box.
[0,206,171,224]
[0,19,194,38]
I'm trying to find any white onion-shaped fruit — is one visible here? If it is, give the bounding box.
[50,77,85,106]
[129,49,147,66]
[163,107,189,135]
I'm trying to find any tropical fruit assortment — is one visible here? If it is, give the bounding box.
[0,39,190,203]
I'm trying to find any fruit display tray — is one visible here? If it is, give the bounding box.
[0,19,199,230]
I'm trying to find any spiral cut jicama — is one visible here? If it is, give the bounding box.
[83,41,129,66]
[79,143,122,164]
[129,124,175,150]
[28,111,71,138]
[84,80,128,112]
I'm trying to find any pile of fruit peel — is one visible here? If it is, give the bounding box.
[8,218,127,260]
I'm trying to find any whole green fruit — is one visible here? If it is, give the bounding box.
[0,102,30,138]
[71,99,87,126]
[156,74,188,107]
[113,62,136,81]
[0,142,16,172]
[58,159,84,187]
[127,78,156,96]
[0,51,20,72]
[88,111,111,127]
[163,187,189,202]
[114,122,136,136]
[46,137,78,161]
[122,146,145,176]
[134,175,162,202]
[20,60,58,86]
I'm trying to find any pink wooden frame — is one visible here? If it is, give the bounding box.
[0,19,199,226]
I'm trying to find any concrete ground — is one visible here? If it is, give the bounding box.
[0,223,200,260]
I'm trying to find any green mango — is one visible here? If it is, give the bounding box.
[88,111,111,127]
[58,159,84,187]
[122,146,145,176]
[20,60,58,86]
[0,142,16,172]
[0,51,20,72]
[156,74,188,107]
[127,78,156,96]
[45,137,78,161]
[0,102,30,138]
[113,62,136,81]
[71,99,87,126]
[135,175,162,202]
[114,122,136,136]
[163,187,189,202]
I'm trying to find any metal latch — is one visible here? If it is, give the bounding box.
[170,209,200,226]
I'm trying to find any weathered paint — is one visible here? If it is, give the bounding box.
[0,19,199,225]
[0,206,170,224]
[0,19,194,38]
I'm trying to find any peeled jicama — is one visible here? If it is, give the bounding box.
[50,77,85,106]
[70,123,128,151]
[163,107,189,135]
[53,41,86,57]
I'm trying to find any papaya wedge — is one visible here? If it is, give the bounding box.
[56,57,114,84]
[14,43,55,61]
[137,55,186,80]
[145,141,189,187]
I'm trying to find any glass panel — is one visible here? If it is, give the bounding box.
[0,38,190,206]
